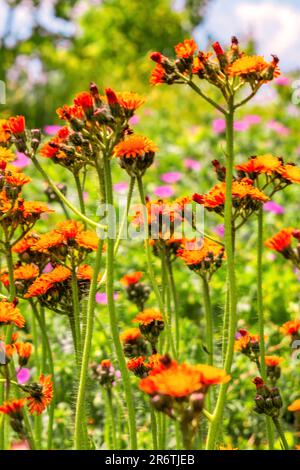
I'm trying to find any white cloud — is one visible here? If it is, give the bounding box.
[197,0,300,71]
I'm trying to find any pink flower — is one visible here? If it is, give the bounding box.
[44,125,62,135]
[212,118,226,134]
[113,182,129,194]
[263,201,284,215]
[274,76,290,86]
[212,224,224,238]
[96,292,118,304]
[10,440,30,450]
[17,368,31,384]
[153,185,175,198]
[43,263,53,273]
[267,120,290,136]
[128,115,140,126]
[234,121,249,132]
[184,158,201,171]
[242,115,261,125]
[160,172,182,184]
[13,152,31,168]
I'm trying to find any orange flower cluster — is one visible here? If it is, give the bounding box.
[177,237,225,279]
[113,135,157,177]
[193,179,268,225]
[280,319,300,338]
[25,374,53,415]
[0,299,25,329]
[265,228,300,269]
[150,37,279,89]
[140,359,230,398]
[29,220,99,256]
[234,329,260,363]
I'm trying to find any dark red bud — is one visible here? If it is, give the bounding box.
[150,52,163,64]
[213,42,224,56]
[192,193,204,204]
[105,88,118,105]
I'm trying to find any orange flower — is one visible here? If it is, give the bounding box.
[31,231,65,253]
[115,92,145,111]
[5,172,31,187]
[56,104,84,121]
[227,55,280,78]
[277,164,300,184]
[280,319,300,336]
[146,354,163,370]
[76,264,93,280]
[16,342,33,366]
[174,39,197,58]
[265,355,284,367]
[127,356,145,371]
[140,361,230,397]
[12,233,39,254]
[0,300,25,328]
[133,308,163,326]
[21,201,53,219]
[0,119,11,143]
[113,135,157,159]
[0,148,15,161]
[234,330,259,353]
[75,230,99,251]
[192,53,212,74]
[265,228,294,252]
[120,328,142,343]
[194,179,268,210]
[0,399,25,416]
[101,359,111,368]
[24,266,71,298]
[120,271,143,286]
[8,116,25,134]
[150,64,166,86]
[26,374,53,415]
[56,220,83,239]
[74,91,94,110]
[287,399,300,412]
[236,154,283,176]
[177,238,224,267]
[0,264,39,287]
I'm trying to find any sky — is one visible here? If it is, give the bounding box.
[0,0,300,72]
[196,0,300,71]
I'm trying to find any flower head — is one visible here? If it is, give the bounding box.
[227,55,280,80]
[174,39,197,58]
[236,154,283,177]
[265,355,284,367]
[0,399,25,417]
[280,319,300,337]
[8,116,25,134]
[120,271,143,286]
[133,308,163,326]
[113,135,157,176]
[265,228,293,253]
[277,164,300,184]
[0,300,25,328]
[150,64,166,86]
[288,399,300,412]
[26,374,53,415]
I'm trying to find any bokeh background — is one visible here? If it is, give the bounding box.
[1,0,300,449]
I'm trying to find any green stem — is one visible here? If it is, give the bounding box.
[150,405,158,450]
[106,389,117,449]
[31,312,42,449]
[31,156,106,231]
[202,276,213,412]
[30,302,56,450]
[136,175,176,359]
[206,99,237,450]
[103,151,137,450]
[257,207,275,450]
[74,239,104,449]
[272,417,289,450]
[74,172,86,217]
[166,257,180,356]
[71,263,82,363]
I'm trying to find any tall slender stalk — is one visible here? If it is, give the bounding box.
[136,175,176,358]
[202,275,213,413]
[272,417,289,450]
[74,172,86,217]
[166,257,180,356]
[257,207,275,449]
[103,150,137,449]
[74,239,104,449]
[206,99,237,450]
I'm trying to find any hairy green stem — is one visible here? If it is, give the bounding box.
[206,99,237,450]
[202,276,213,412]
[103,152,137,449]
[74,239,104,449]
[272,417,289,450]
